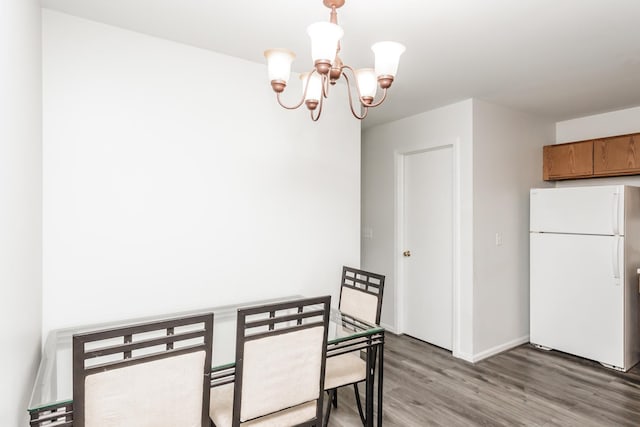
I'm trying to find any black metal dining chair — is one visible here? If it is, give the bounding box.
[323,266,385,426]
[209,296,331,427]
[72,313,213,427]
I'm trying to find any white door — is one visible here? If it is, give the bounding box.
[530,232,624,368]
[530,186,623,235]
[402,146,453,350]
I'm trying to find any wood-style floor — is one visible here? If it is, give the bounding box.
[328,333,640,426]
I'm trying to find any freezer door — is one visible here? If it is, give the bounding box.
[530,233,625,368]
[530,186,624,235]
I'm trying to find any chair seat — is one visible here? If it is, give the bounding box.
[210,383,317,427]
[324,352,367,390]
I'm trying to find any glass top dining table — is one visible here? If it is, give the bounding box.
[28,295,385,426]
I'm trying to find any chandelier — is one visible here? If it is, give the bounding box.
[263,0,406,121]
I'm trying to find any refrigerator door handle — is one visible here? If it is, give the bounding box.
[612,237,621,280]
[612,191,620,235]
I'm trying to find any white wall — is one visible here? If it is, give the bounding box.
[0,0,42,424]
[361,100,475,358]
[472,100,553,358]
[362,98,554,362]
[42,10,361,334]
[557,106,640,143]
[556,106,640,187]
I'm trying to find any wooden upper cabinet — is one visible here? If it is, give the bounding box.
[543,132,640,181]
[543,140,594,181]
[593,134,640,176]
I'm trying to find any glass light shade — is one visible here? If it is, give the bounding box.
[300,72,322,102]
[371,41,406,77]
[355,68,377,98]
[307,22,344,62]
[264,48,296,82]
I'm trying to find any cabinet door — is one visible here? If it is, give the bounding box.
[594,134,640,176]
[543,140,593,180]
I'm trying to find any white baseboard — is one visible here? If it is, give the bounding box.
[452,350,475,363]
[470,335,530,363]
[386,328,529,364]
[380,321,397,334]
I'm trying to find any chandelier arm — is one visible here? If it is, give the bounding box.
[276,68,319,110]
[364,88,388,108]
[341,65,365,100]
[341,64,389,109]
[311,93,324,121]
[322,73,331,99]
[276,92,305,110]
[341,70,367,120]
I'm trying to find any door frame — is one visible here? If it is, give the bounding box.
[394,141,461,356]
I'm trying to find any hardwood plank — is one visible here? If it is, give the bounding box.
[329,333,640,426]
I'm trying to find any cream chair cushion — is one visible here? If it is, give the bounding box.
[210,383,317,427]
[324,352,367,390]
[210,325,324,426]
[340,286,379,324]
[326,284,376,393]
[240,325,323,421]
[84,351,205,427]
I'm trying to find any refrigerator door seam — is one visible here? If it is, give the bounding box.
[531,231,615,237]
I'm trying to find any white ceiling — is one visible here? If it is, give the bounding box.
[41,0,640,129]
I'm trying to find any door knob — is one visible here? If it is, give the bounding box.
[403,250,411,257]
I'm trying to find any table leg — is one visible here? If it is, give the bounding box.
[377,333,384,427]
[366,339,374,427]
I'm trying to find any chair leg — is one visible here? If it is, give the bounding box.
[332,388,338,408]
[323,389,335,427]
[353,383,366,426]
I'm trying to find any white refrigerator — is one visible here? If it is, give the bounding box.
[530,185,640,371]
